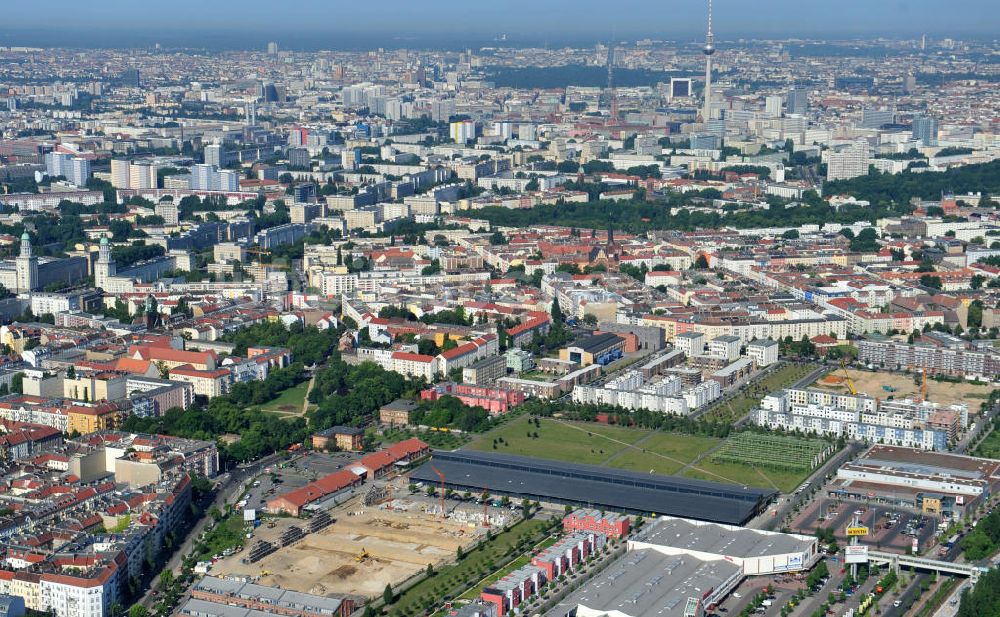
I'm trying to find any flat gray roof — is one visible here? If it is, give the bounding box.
[636,518,815,558]
[192,576,343,613]
[547,549,741,617]
[180,597,252,617]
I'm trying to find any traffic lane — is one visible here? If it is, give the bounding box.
[881,573,927,617]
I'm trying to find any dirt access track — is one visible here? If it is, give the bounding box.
[212,502,477,599]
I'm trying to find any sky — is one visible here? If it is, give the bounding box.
[1,0,998,49]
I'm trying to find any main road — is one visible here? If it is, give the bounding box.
[137,451,289,610]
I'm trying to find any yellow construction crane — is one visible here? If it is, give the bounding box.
[245,247,288,270]
[840,360,857,396]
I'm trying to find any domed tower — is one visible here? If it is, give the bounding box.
[15,231,38,293]
[95,235,116,291]
[701,0,716,122]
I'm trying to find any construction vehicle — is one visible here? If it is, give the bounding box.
[266,520,276,529]
[355,548,370,563]
[260,570,271,576]
[430,464,446,519]
[840,360,858,395]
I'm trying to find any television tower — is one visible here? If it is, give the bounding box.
[701,0,716,122]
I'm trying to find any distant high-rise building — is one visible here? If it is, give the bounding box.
[431,99,456,122]
[293,183,317,204]
[764,95,784,118]
[121,68,140,88]
[385,98,404,120]
[110,159,130,188]
[67,157,91,187]
[288,147,311,169]
[786,87,808,115]
[705,119,726,139]
[669,78,692,100]
[341,148,361,171]
[912,115,939,147]
[267,41,279,55]
[260,82,281,103]
[493,121,514,140]
[205,143,224,167]
[192,165,239,192]
[826,139,870,181]
[903,74,917,94]
[44,152,73,178]
[191,164,215,191]
[861,108,894,129]
[690,134,722,150]
[217,170,240,192]
[129,163,157,189]
[288,127,308,147]
[156,199,179,226]
[450,120,476,144]
[701,0,716,121]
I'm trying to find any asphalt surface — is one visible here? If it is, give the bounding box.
[137,451,290,610]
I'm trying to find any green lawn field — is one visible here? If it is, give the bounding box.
[682,459,807,493]
[258,380,312,416]
[468,416,652,466]
[607,432,720,475]
[464,414,817,493]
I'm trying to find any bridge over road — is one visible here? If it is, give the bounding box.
[868,550,989,581]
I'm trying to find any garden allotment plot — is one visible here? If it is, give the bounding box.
[685,432,836,492]
[711,433,833,471]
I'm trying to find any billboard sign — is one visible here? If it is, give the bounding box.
[846,526,869,537]
[844,545,869,564]
[243,508,257,522]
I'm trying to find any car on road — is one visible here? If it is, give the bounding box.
[893,601,902,608]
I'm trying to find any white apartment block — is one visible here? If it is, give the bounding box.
[747,339,779,367]
[754,388,965,451]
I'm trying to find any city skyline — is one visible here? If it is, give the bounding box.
[1,0,998,50]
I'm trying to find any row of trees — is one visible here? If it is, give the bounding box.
[518,399,734,439]
[959,506,1000,560]
[308,357,414,431]
[476,160,1000,234]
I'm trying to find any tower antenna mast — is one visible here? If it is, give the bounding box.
[701,0,716,122]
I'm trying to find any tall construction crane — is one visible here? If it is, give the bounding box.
[430,464,446,519]
[840,360,858,396]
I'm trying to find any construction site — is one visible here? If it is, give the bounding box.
[813,362,991,404]
[210,479,513,600]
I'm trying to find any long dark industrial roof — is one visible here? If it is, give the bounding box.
[571,332,623,353]
[410,450,776,526]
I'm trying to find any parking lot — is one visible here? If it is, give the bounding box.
[238,451,363,512]
[791,498,939,552]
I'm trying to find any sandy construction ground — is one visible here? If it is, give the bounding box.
[211,498,479,599]
[813,368,990,410]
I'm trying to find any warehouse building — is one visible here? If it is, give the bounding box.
[548,517,817,617]
[559,332,625,367]
[829,445,1000,518]
[629,517,819,576]
[409,451,776,525]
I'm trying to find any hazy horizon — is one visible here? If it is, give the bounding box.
[1,0,998,51]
